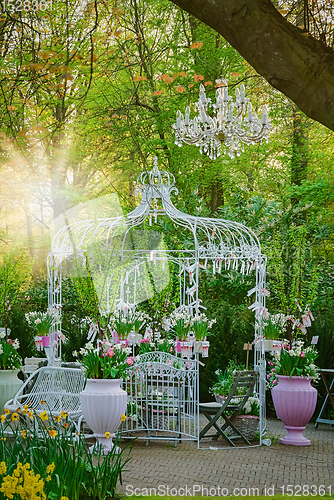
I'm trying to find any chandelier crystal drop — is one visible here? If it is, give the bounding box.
[173,76,271,160]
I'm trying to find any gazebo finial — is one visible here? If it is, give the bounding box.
[153,156,159,175]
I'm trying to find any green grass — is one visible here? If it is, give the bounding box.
[123,495,333,500]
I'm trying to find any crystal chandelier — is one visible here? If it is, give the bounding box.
[173,76,271,160]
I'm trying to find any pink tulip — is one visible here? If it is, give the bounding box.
[300,351,305,358]
[106,349,115,358]
[126,357,134,366]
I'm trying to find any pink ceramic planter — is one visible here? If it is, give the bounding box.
[272,375,317,446]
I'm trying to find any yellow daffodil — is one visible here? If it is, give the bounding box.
[60,411,68,419]
[21,430,26,439]
[120,414,127,422]
[48,429,57,438]
[0,414,5,423]
[10,412,19,421]
[41,400,47,405]
[54,416,61,423]
[23,404,29,410]
[4,409,10,415]
[104,431,111,438]
[39,411,48,421]
[64,422,69,429]
[46,463,55,474]
[46,475,51,482]
[28,411,33,421]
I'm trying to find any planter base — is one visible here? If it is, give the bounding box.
[280,426,311,446]
[88,434,121,455]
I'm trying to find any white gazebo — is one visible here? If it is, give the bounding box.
[47,157,268,446]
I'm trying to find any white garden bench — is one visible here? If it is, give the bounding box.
[5,366,85,432]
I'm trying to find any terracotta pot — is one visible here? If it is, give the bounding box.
[80,378,127,454]
[271,375,317,446]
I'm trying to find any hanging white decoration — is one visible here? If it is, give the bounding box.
[173,76,271,160]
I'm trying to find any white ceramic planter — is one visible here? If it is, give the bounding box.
[0,369,22,414]
[80,378,127,454]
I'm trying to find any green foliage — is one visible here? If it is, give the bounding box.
[266,225,318,316]
[209,360,245,398]
[0,252,31,330]
[0,409,131,500]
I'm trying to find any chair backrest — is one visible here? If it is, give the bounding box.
[11,366,85,416]
[223,370,258,413]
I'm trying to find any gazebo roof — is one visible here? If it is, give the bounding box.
[51,158,263,276]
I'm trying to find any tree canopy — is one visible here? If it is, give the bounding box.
[169,0,334,132]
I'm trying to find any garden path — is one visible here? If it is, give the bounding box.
[117,419,333,497]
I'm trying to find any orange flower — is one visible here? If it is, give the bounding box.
[190,41,203,50]
[176,85,186,93]
[193,74,204,82]
[49,429,58,438]
[4,409,10,415]
[64,422,69,429]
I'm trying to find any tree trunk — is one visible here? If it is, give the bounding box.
[291,107,308,208]
[169,0,334,132]
[210,181,224,214]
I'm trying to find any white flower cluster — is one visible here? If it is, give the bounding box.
[11,339,19,350]
[192,313,216,329]
[0,331,5,339]
[262,312,287,330]
[243,396,260,416]
[157,338,173,345]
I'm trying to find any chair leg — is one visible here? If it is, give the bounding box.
[199,412,235,446]
[221,417,251,446]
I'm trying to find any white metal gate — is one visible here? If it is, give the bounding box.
[123,352,198,444]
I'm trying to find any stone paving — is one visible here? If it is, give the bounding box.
[118,420,334,496]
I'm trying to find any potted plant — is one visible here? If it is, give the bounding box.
[0,329,22,413]
[270,340,320,446]
[75,340,133,454]
[110,310,136,343]
[191,313,216,355]
[260,312,286,351]
[25,309,60,348]
[230,395,260,441]
[165,308,192,356]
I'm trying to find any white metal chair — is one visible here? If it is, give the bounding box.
[5,366,85,432]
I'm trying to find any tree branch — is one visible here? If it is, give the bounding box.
[169,0,334,132]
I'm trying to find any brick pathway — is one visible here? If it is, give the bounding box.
[118,420,334,497]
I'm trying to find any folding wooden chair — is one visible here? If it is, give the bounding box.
[199,370,259,446]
